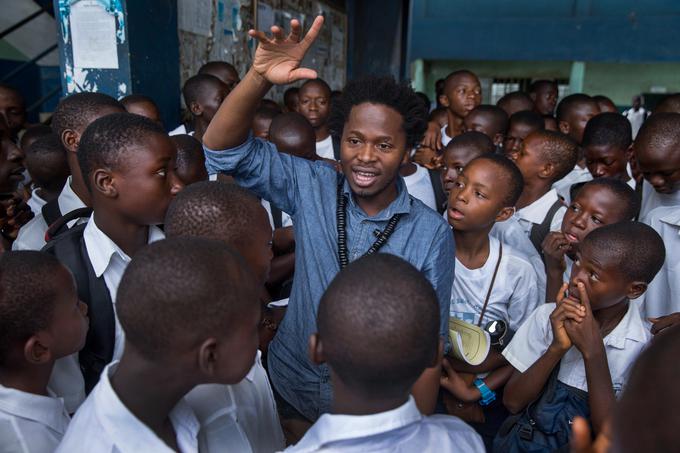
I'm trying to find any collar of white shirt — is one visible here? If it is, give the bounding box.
[290,396,422,451]
[0,384,70,435]
[57,176,87,217]
[659,208,680,230]
[94,361,200,453]
[517,188,560,225]
[83,216,165,278]
[604,300,650,350]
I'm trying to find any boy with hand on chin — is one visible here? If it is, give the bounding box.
[202,17,453,426]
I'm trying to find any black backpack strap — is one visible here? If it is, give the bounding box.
[529,200,563,255]
[331,135,341,161]
[271,205,283,230]
[428,168,447,214]
[42,224,115,393]
[41,198,62,227]
[45,207,93,243]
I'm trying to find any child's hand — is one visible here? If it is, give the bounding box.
[564,282,605,360]
[542,231,570,268]
[649,312,680,335]
[421,121,443,152]
[248,17,324,85]
[550,283,585,353]
[1,195,33,241]
[440,358,480,403]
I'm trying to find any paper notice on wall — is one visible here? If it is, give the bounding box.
[70,0,119,69]
[178,0,212,36]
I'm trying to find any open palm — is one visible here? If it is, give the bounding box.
[249,16,324,85]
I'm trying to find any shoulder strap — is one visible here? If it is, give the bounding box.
[529,200,563,255]
[331,135,341,161]
[478,242,503,327]
[41,198,62,227]
[428,168,447,214]
[271,205,283,229]
[45,207,93,243]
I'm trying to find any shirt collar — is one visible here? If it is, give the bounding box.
[57,176,87,215]
[517,188,560,225]
[291,396,422,451]
[342,176,412,221]
[604,301,651,350]
[83,216,165,278]
[93,361,200,453]
[659,209,680,229]
[0,385,70,434]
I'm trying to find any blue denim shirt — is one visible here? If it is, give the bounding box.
[204,137,455,421]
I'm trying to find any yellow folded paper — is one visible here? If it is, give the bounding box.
[448,318,490,366]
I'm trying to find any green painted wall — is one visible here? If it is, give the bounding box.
[0,41,27,61]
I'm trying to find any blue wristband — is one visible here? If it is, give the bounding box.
[474,378,496,406]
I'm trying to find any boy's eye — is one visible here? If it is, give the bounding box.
[589,272,599,282]
[475,190,486,199]
[570,204,580,213]
[591,216,602,224]
[156,169,167,177]
[454,181,464,188]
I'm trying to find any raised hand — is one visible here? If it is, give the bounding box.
[249,16,324,85]
[542,231,570,265]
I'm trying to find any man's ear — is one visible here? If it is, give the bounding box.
[93,168,117,199]
[197,337,219,376]
[495,206,515,223]
[61,129,79,153]
[189,101,203,116]
[24,334,52,365]
[308,333,326,366]
[627,281,648,300]
[439,94,450,108]
[558,120,570,135]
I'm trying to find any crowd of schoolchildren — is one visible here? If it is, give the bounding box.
[1,16,679,453]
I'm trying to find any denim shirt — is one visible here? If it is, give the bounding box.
[204,137,455,421]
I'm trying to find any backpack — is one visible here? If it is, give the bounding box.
[428,168,447,214]
[529,200,563,257]
[42,223,115,393]
[41,198,93,242]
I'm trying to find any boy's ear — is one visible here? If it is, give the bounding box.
[189,100,203,116]
[558,120,570,135]
[624,144,634,161]
[627,281,648,300]
[495,206,515,223]
[61,129,79,153]
[539,162,555,180]
[24,334,52,365]
[308,333,326,366]
[438,94,450,108]
[93,168,117,199]
[197,337,219,376]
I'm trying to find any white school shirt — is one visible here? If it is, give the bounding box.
[169,124,188,136]
[403,163,437,211]
[283,396,484,453]
[451,236,542,332]
[490,216,547,302]
[513,188,566,236]
[13,176,86,251]
[83,216,165,362]
[503,301,651,395]
[185,351,285,453]
[0,385,70,453]
[56,361,200,453]
[623,108,647,138]
[261,199,293,229]
[26,188,47,216]
[640,206,680,318]
[553,165,593,203]
[639,179,680,222]
[440,124,453,147]
[315,135,335,160]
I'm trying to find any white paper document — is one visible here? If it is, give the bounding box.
[71,0,119,69]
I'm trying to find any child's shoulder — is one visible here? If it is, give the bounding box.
[421,414,485,451]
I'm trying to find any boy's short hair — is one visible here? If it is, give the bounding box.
[445,130,495,156]
[24,134,69,192]
[529,79,557,93]
[77,112,166,191]
[443,70,478,92]
[497,91,534,114]
[530,130,579,182]
[328,76,428,150]
[269,112,316,158]
[569,181,587,202]
[254,106,280,124]
[555,94,595,123]
[19,124,52,149]
[117,237,255,360]
[509,110,545,131]
[182,74,224,107]
[120,94,156,109]
[654,94,680,114]
[171,134,204,175]
[582,112,632,150]
[577,178,640,220]
[283,87,299,107]
[592,95,617,112]
[317,253,439,398]
[299,78,331,96]
[469,105,509,134]
[164,181,261,248]
[582,221,665,283]
[634,112,680,158]
[469,154,524,206]
[0,251,66,364]
[51,92,123,139]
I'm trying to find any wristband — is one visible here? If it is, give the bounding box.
[474,378,496,406]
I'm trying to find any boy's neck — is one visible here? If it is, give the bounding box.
[92,209,150,257]
[193,117,210,142]
[593,299,630,337]
[66,156,92,207]
[331,375,409,416]
[315,124,330,142]
[446,111,464,138]
[111,348,193,447]
[516,179,551,210]
[454,228,492,269]
[399,161,417,178]
[0,361,53,396]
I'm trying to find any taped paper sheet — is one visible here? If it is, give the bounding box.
[71,0,119,69]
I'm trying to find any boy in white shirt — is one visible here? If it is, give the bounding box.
[165,181,285,453]
[286,253,484,452]
[438,70,482,146]
[496,222,664,452]
[463,105,509,149]
[633,112,680,220]
[296,78,336,160]
[23,134,69,216]
[0,251,88,452]
[57,238,262,453]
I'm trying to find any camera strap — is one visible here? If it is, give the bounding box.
[477,241,503,327]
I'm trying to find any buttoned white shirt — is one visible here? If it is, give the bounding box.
[440,124,453,147]
[283,396,484,452]
[13,176,87,251]
[553,165,593,203]
[0,385,70,453]
[640,179,680,222]
[26,188,47,216]
[57,362,200,453]
[641,206,680,318]
[503,301,651,395]
[185,351,285,453]
[513,188,566,236]
[83,216,165,362]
